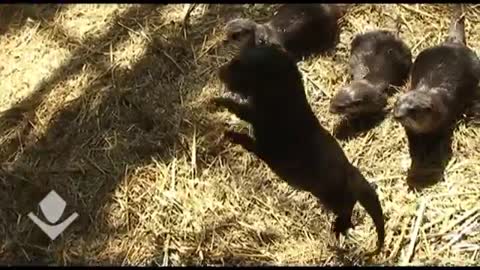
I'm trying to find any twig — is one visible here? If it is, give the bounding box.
[435,213,480,255]
[399,4,436,19]
[163,234,171,266]
[371,175,405,182]
[411,32,433,52]
[196,39,222,62]
[402,198,427,265]
[430,191,480,198]
[431,207,480,238]
[162,51,185,75]
[385,216,411,262]
[423,209,456,232]
[182,3,199,37]
[299,68,330,98]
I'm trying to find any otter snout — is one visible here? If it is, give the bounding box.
[330,88,353,114]
[329,103,345,114]
[393,101,411,120]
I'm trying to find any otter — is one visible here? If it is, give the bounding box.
[330,21,412,117]
[212,44,385,254]
[224,4,350,60]
[392,5,480,187]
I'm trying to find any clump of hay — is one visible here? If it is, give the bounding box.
[0,4,478,266]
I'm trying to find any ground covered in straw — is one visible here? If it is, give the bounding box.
[0,4,479,266]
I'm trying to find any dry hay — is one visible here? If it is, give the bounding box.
[0,3,479,266]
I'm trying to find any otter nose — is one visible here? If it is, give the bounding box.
[329,103,346,114]
[393,105,409,120]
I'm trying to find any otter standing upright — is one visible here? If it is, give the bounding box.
[329,19,412,117]
[212,44,385,254]
[393,5,480,187]
[224,4,350,60]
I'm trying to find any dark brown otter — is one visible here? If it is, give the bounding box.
[212,44,385,254]
[392,5,480,188]
[329,27,412,117]
[224,4,350,60]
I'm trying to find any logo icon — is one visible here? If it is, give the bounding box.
[28,190,79,240]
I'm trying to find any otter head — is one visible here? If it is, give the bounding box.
[329,79,388,116]
[224,19,281,49]
[393,89,448,134]
[254,24,281,47]
[218,44,302,102]
[224,18,258,47]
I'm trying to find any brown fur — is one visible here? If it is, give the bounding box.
[330,29,412,118]
[393,5,480,188]
[393,5,479,135]
[224,4,350,60]
[212,44,385,254]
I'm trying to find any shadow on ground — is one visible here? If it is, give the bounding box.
[403,89,480,191]
[403,127,454,191]
[0,4,63,37]
[0,4,392,266]
[333,112,388,140]
[0,4,278,265]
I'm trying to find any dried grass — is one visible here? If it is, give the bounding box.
[0,3,478,266]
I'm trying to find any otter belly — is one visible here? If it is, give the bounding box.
[264,157,329,194]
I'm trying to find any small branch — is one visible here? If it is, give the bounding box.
[402,198,427,265]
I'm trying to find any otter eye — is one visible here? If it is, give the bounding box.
[351,99,363,106]
[424,107,433,112]
[407,107,419,115]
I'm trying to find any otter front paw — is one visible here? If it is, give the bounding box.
[223,130,257,154]
[210,97,231,109]
[223,130,245,145]
[333,216,355,239]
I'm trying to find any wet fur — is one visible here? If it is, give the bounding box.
[213,45,385,254]
[224,4,349,60]
[330,30,412,117]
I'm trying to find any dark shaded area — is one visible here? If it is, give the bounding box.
[403,127,454,191]
[0,4,63,36]
[0,3,277,265]
[0,5,167,161]
[332,112,388,140]
[0,4,394,266]
[463,85,480,126]
[149,215,278,266]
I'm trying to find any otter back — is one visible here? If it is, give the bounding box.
[410,44,480,117]
[268,4,343,58]
[350,30,412,87]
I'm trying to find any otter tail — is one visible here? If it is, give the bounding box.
[351,171,385,254]
[446,4,466,45]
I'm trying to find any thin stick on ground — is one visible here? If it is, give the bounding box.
[401,198,427,265]
[430,207,480,238]
[435,213,480,255]
[384,215,411,263]
[399,4,436,19]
